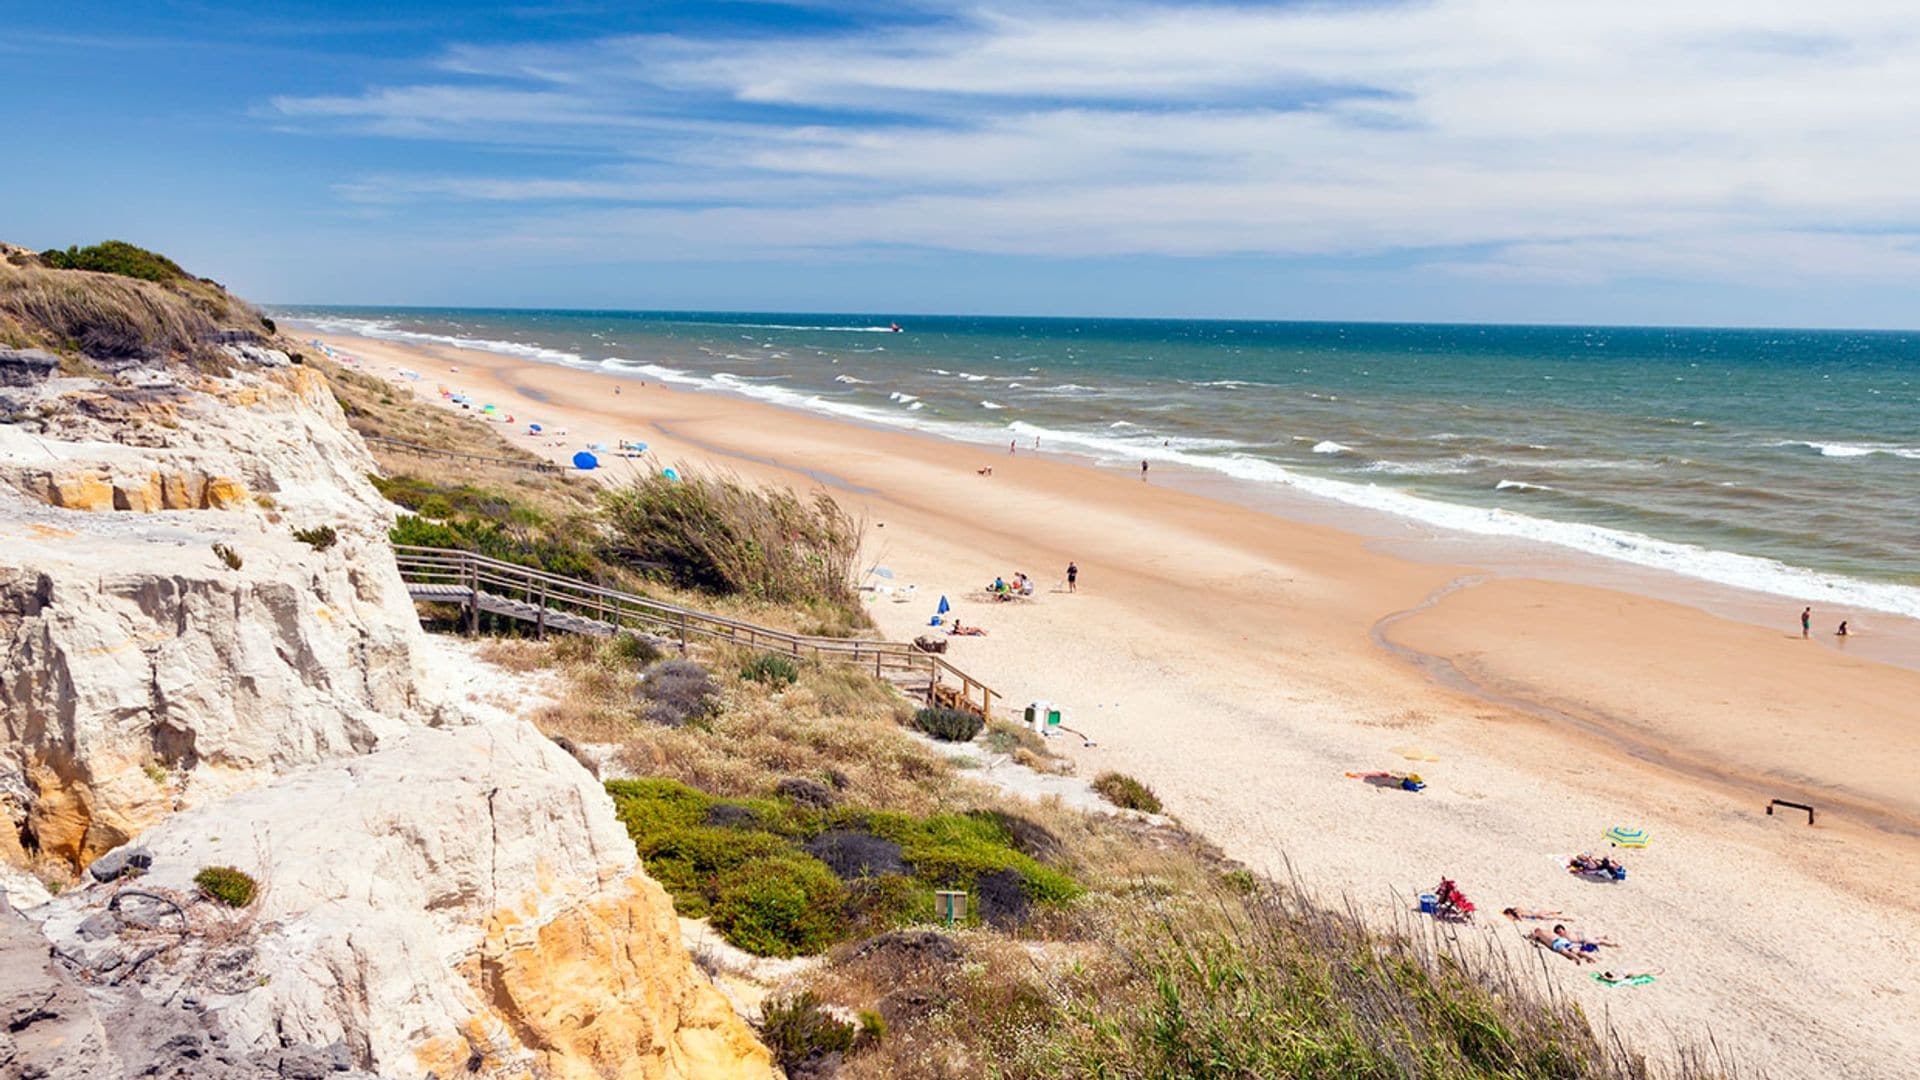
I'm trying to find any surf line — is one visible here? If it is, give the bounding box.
[1369,575,1920,842]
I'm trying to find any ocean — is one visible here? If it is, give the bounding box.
[283,308,1920,618]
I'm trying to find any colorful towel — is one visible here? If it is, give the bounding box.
[1591,974,1656,987]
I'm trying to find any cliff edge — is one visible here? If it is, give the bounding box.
[0,244,772,1078]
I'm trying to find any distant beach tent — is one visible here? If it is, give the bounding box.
[937,595,951,615]
[661,467,680,481]
[481,404,498,414]
[1603,826,1650,849]
[572,450,599,470]
[527,423,543,433]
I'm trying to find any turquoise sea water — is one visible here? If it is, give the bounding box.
[284,308,1920,617]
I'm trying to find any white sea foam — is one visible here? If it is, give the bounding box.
[1495,479,1555,492]
[1312,440,1354,455]
[1780,440,1920,460]
[889,392,919,404]
[833,374,868,384]
[980,400,1006,410]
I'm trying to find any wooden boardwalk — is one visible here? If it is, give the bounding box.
[395,545,994,717]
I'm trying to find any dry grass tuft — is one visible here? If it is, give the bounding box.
[0,251,267,368]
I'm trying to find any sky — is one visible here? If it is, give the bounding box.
[6,0,1920,327]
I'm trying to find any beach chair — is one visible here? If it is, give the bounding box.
[1431,878,1476,921]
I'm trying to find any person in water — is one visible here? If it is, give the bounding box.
[1801,606,1812,638]
[1141,459,1150,480]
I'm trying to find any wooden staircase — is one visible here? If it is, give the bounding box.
[394,545,996,718]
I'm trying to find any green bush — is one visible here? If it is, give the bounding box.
[291,524,337,551]
[608,632,662,666]
[740,652,800,688]
[711,854,846,956]
[912,706,983,743]
[866,811,1081,907]
[41,240,188,283]
[759,991,858,1072]
[194,865,258,907]
[1092,771,1163,814]
[643,826,791,917]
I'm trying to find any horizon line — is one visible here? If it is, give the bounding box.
[270,302,1920,338]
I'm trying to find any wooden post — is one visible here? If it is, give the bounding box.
[466,561,479,636]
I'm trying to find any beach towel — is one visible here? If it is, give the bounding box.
[1591,973,1656,987]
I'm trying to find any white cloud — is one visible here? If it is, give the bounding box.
[266,1,1920,284]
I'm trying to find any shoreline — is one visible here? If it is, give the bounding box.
[294,314,1920,634]
[304,323,1920,1077]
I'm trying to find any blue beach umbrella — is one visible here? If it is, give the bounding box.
[661,467,680,481]
[528,423,543,433]
[572,450,599,470]
[937,595,950,615]
[1603,826,1649,849]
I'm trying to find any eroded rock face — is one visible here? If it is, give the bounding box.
[33,721,771,1079]
[0,365,426,868]
[0,347,772,1078]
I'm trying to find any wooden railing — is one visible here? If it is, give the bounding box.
[393,544,996,719]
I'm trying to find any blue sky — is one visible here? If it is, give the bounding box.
[7,1,1920,327]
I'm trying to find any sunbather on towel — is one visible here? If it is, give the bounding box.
[1501,907,1565,922]
[1596,968,1660,984]
[1526,927,1597,964]
[1568,853,1625,877]
[947,619,988,637]
[1552,923,1618,950]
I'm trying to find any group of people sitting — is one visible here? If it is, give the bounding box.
[989,572,1035,599]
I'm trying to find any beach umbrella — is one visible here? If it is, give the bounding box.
[572,450,599,470]
[528,423,543,433]
[937,595,950,615]
[1603,826,1649,849]
[661,467,680,481]
[482,404,497,413]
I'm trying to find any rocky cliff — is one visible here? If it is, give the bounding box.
[0,248,772,1079]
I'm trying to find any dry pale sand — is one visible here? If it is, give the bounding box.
[317,329,1920,1079]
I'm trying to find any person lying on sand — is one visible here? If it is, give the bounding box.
[1501,907,1565,922]
[1595,967,1661,984]
[947,619,987,637]
[1526,927,1597,964]
[1552,923,1618,950]
[1568,853,1626,878]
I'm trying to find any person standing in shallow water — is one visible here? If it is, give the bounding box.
[1801,607,1812,638]
[1141,460,1149,481]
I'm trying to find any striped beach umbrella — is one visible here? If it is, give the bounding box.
[1603,826,1649,848]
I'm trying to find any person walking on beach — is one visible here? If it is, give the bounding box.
[1141,459,1150,481]
[1801,606,1812,638]
[1009,440,1016,455]
[1066,561,1078,593]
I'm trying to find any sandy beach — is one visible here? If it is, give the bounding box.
[316,328,1920,1078]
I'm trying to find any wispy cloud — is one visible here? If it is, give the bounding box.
[262,1,1920,282]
